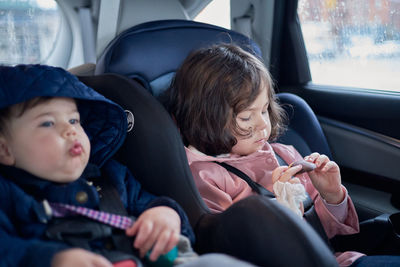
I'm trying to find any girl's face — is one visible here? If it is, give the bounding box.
[231,87,271,156]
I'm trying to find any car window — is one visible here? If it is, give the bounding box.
[194,0,231,29]
[0,0,61,65]
[298,0,400,92]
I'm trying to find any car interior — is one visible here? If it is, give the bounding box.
[75,17,341,265]
[2,0,400,266]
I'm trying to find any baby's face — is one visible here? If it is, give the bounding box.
[3,97,90,183]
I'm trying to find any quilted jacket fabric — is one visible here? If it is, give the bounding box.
[0,64,194,267]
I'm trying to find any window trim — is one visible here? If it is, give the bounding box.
[270,0,311,88]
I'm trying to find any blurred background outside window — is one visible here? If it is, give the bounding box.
[298,0,400,92]
[0,0,60,65]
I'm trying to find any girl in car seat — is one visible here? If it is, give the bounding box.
[164,43,400,266]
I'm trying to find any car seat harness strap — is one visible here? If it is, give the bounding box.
[213,161,275,198]
[44,173,142,266]
[48,202,135,230]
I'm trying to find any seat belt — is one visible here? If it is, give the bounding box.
[94,173,139,257]
[78,7,96,64]
[214,161,274,198]
[96,0,121,58]
[45,172,142,266]
[232,4,254,39]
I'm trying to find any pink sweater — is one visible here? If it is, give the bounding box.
[186,142,365,266]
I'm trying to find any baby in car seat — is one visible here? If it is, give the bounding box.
[0,64,256,267]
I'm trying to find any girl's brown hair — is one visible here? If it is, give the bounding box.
[165,44,286,156]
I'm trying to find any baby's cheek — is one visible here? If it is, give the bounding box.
[82,135,91,155]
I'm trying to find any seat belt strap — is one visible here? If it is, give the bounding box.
[232,4,254,39]
[47,170,134,230]
[96,0,121,58]
[213,149,287,198]
[78,7,96,63]
[274,152,287,167]
[45,172,142,265]
[49,202,134,230]
[213,161,275,198]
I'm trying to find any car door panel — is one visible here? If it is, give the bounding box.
[273,0,400,222]
[320,119,400,181]
[319,118,400,220]
[288,86,400,221]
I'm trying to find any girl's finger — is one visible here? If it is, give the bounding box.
[305,152,320,162]
[272,166,289,183]
[322,161,337,172]
[315,154,329,168]
[280,165,302,182]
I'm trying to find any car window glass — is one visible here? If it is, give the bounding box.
[194,0,231,29]
[298,0,400,92]
[0,0,61,65]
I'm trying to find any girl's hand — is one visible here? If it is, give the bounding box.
[272,166,305,216]
[271,165,303,184]
[52,248,113,267]
[125,206,180,262]
[304,152,344,204]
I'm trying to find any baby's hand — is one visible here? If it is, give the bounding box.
[125,206,180,262]
[51,248,112,267]
[304,152,344,204]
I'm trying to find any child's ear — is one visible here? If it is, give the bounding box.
[0,137,15,166]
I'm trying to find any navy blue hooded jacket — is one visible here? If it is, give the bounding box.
[0,65,194,267]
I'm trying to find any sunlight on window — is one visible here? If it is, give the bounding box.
[194,0,231,29]
[298,0,400,92]
[37,0,57,9]
[0,0,61,65]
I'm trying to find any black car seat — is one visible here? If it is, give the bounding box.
[92,19,337,266]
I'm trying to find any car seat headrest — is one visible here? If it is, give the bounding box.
[78,73,209,226]
[277,93,332,158]
[95,19,262,97]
